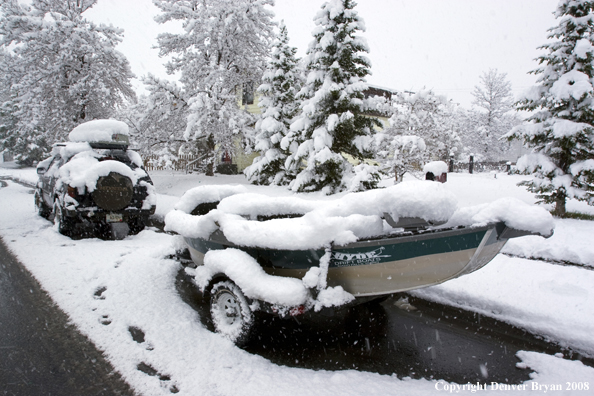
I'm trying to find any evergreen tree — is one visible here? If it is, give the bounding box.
[153,0,275,176]
[0,0,136,165]
[245,21,301,185]
[507,0,594,216]
[469,69,521,161]
[283,0,381,194]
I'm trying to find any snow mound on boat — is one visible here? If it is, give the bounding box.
[217,180,456,221]
[448,197,554,237]
[165,181,555,250]
[165,181,458,250]
[174,184,248,213]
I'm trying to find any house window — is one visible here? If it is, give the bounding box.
[242,81,254,105]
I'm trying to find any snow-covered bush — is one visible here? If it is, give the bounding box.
[387,90,461,163]
[375,134,426,181]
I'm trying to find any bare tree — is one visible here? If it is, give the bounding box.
[0,0,135,165]
[472,69,513,125]
[153,0,275,176]
[467,69,520,161]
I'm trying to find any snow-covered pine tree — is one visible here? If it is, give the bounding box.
[245,21,301,185]
[468,69,521,161]
[0,0,136,165]
[507,0,594,216]
[153,0,275,176]
[283,0,381,194]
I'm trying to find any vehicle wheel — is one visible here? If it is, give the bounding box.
[53,200,74,236]
[209,280,253,346]
[370,295,391,304]
[35,190,52,219]
[127,217,146,235]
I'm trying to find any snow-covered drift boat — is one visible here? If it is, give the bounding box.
[165,182,554,344]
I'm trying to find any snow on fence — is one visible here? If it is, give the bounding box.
[142,153,513,175]
[143,154,205,172]
[451,160,513,173]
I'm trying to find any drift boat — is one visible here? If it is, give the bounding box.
[185,221,524,297]
[165,182,554,344]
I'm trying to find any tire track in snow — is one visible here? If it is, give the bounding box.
[501,252,594,271]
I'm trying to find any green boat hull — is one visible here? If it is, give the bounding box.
[185,222,511,297]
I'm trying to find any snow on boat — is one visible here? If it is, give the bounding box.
[165,181,554,344]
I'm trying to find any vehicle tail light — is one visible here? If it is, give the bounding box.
[67,185,78,198]
[289,305,306,316]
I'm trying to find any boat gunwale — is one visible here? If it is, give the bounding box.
[333,224,493,250]
[200,223,496,252]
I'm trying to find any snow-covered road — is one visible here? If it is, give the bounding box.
[1,167,593,395]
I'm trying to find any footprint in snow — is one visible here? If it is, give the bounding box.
[129,326,154,350]
[93,286,107,300]
[137,362,178,393]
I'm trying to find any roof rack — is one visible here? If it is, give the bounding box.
[89,142,129,150]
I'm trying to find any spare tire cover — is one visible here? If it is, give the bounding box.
[92,172,133,211]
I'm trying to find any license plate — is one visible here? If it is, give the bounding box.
[106,213,123,223]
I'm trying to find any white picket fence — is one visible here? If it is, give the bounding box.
[143,154,205,172]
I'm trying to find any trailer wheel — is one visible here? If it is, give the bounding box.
[210,280,253,346]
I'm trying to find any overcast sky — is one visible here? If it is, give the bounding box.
[85,0,561,108]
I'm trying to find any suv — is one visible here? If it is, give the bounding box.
[35,120,156,238]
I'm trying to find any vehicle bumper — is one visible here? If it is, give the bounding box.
[64,206,157,224]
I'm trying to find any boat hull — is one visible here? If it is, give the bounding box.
[185,223,509,297]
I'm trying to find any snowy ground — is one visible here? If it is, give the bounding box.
[0,165,593,395]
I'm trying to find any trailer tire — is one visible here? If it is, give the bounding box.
[210,280,253,346]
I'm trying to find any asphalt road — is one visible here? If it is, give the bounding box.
[0,236,135,396]
[177,266,593,385]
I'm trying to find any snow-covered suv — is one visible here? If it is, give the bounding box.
[35,120,156,238]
